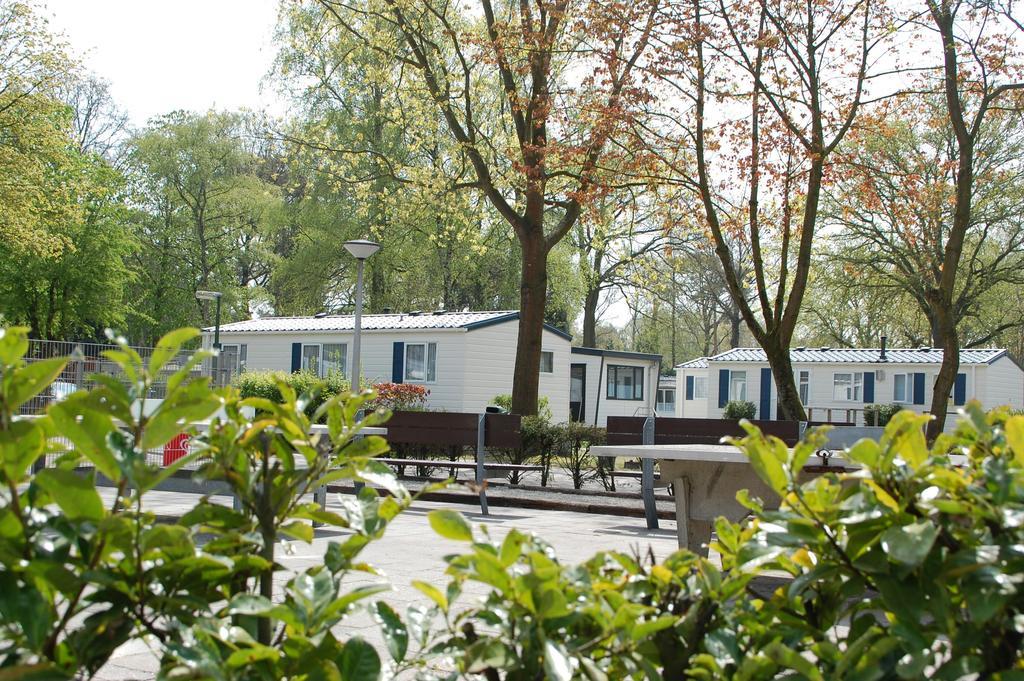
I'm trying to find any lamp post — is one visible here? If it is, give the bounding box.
[196,290,223,384]
[343,240,381,400]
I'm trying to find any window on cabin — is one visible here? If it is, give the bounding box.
[405,342,437,382]
[540,351,554,374]
[833,372,862,401]
[607,365,644,400]
[321,343,347,378]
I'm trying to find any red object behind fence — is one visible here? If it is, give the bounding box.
[163,433,191,465]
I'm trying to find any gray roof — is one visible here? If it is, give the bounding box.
[676,357,709,369]
[691,347,1007,366]
[208,310,573,340]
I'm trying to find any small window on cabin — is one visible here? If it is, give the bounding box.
[322,343,347,378]
[693,376,707,399]
[405,342,437,383]
[540,351,554,374]
[301,344,320,374]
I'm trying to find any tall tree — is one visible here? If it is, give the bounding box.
[126,111,285,340]
[919,0,1024,437]
[0,0,81,256]
[654,0,891,420]
[313,0,662,414]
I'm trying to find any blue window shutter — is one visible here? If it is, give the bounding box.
[913,372,926,405]
[863,371,875,403]
[718,369,729,408]
[759,367,772,420]
[392,342,405,383]
[685,375,694,400]
[290,343,301,372]
[954,372,967,406]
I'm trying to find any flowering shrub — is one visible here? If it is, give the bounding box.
[367,382,429,411]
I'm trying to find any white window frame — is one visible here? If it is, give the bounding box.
[404,342,437,383]
[798,369,810,406]
[730,370,747,402]
[657,388,675,410]
[301,343,321,374]
[540,351,554,374]
[693,376,707,399]
[893,372,913,403]
[321,343,348,379]
[833,372,863,402]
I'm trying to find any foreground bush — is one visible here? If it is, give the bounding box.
[2,324,1022,679]
[415,408,1024,679]
[0,327,410,680]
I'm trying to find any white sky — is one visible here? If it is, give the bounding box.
[44,0,285,125]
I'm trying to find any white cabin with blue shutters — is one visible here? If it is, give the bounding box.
[202,310,573,422]
[674,346,1023,428]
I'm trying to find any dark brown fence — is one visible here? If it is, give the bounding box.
[607,416,801,447]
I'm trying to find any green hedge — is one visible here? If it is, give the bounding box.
[234,369,351,411]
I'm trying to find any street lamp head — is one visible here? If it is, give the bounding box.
[343,239,382,260]
[195,290,222,301]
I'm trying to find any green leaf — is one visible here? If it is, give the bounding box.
[337,638,381,681]
[880,520,938,567]
[428,509,473,542]
[1005,416,1024,466]
[35,468,104,521]
[281,521,315,543]
[0,326,29,366]
[8,357,68,411]
[0,419,46,481]
[48,400,119,481]
[744,438,787,495]
[227,644,281,667]
[375,602,408,663]
[543,640,573,681]
[228,594,276,616]
[147,327,199,376]
[412,580,448,611]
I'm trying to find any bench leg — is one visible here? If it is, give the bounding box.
[641,458,659,530]
[673,476,711,556]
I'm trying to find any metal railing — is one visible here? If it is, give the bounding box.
[20,339,240,415]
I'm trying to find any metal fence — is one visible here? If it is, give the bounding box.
[20,339,241,415]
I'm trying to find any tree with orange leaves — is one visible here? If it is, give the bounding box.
[311,0,662,415]
[916,0,1024,437]
[650,0,896,421]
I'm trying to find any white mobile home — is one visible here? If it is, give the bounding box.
[569,347,663,426]
[676,346,1024,426]
[204,310,573,422]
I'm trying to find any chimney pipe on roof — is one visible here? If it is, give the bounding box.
[880,335,888,362]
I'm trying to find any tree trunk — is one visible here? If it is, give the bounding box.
[510,230,546,416]
[582,286,600,347]
[729,309,741,349]
[927,299,959,439]
[764,337,806,422]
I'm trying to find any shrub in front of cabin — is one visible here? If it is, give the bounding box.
[864,402,903,426]
[723,399,757,420]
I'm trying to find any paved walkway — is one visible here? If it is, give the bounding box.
[95,491,682,680]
